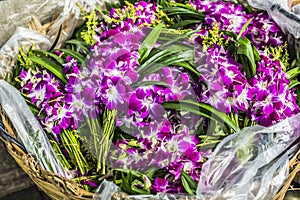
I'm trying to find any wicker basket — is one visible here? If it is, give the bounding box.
[2,108,300,200]
[0,109,139,200]
[274,150,300,200]
[2,1,300,199]
[0,111,93,200]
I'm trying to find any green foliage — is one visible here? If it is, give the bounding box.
[60,130,89,175]
[17,47,34,69]
[163,2,204,29]
[229,37,260,79]
[9,47,32,87]
[114,169,152,195]
[59,48,85,64]
[97,109,117,174]
[28,55,68,84]
[162,100,240,133]
[103,1,171,27]
[181,170,197,195]
[139,24,163,63]
[138,28,199,80]
[66,39,90,55]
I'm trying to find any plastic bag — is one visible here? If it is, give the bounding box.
[247,0,289,10]
[196,113,300,199]
[0,0,106,80]
[0,0,64,47]
[93,180,201,200]
[0,27,52,81]
[0,0,65,80]
[0,80,70,177]
[246,0,300,39]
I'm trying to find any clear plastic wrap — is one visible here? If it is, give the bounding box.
[0,27,52,81]
[197,113,300,199]
[267,4,300,38]
[93,180,119,200]
[0,0,64,47]
[247,0,289,10]
[0,80,69,177]
[93,180,201,200]
[0,0,107,80]
[246,0,300,39]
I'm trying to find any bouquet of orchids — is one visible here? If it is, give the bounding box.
[8,0,300,195]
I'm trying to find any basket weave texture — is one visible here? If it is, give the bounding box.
[3,1,300,199]
[1,112,95,200]
[3,105,300,200]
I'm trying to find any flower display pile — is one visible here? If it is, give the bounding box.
[10,0,300,195]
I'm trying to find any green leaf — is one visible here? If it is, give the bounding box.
[157,29,198,50]
[239,55,251,79]
[172,19,201,29]
[182,177,195,195]
[237,19,252,40]
[120,171,136,194]
[145,169,156,179]
[181,170,197,195]
[196,118,204,136]
[252,44,260,61]
[138,63,166,80]
[31,50,64,65]
[28,56,67,84]
[181,170,197,190]
[236,38,260,79]
[131,179,151,194]
[156,0,168,7]
[162,100,240,132]
[139,24,163,63]
[172,62,200,77]
[115,168,143,178]
[138,48,177,72]
[237,0,254,13]
[287,67,300,80]
[289,79,300,89]
[4,72,9,83]
[222,31,238,40]
[138,48,194,78]
[163,3,204,20]
[159,49,194,66]
[60,48,85,64]
[66,39,90,54]
[132,80,170,88]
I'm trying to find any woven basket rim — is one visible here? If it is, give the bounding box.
[0,110,95,200]
[3,2,300,198]
[3,109,300,200]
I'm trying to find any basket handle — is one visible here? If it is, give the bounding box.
[0,117,27,153]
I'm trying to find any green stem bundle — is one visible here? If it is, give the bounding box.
[60,129,89,175]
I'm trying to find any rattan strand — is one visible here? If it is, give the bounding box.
[3,1,300,198]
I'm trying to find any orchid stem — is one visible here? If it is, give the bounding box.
[93,109,117,174]
[60,129,88,175]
